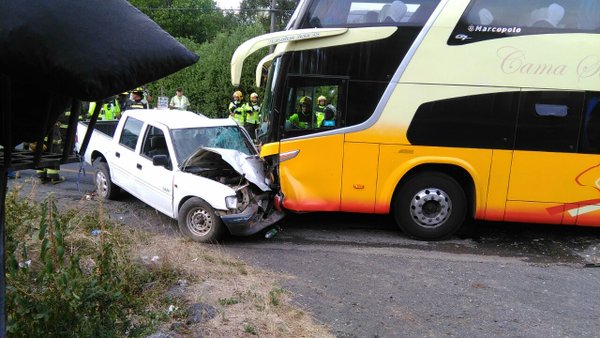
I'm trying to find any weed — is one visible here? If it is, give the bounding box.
[5,190,180,337]
[244,323,258,335]
[269,287,285,306]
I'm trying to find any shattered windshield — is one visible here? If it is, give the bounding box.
[171,126,256,164]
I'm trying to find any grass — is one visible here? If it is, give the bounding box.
[5,179,335,337]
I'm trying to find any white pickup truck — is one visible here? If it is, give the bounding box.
[76,109,283,242]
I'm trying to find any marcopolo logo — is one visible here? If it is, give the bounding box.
[468,25,522,34]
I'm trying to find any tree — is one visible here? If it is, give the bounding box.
[129,0,228,44]
[239,0,299,31]
[146,24,268,117]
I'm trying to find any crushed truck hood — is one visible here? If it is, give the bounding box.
[181,147,270,191]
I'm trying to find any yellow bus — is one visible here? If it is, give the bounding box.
[231,0,600,239]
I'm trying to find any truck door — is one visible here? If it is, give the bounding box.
[134,124,174,216]
[505,90,598,225]
[111,116,144,193]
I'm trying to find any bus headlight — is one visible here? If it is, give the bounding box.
[225,196,238,210]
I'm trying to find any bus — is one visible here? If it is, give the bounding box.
[230,0,600,239]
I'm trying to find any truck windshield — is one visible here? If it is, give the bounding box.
[171,126,256,164]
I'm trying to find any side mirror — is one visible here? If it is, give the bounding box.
[152,154,170,169]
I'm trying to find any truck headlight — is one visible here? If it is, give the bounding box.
[225,196,237,210]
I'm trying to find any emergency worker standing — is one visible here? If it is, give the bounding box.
[228,90,248,125]
[169,87,190,110]
[88,96,121,120]
[245,92,260,140]
[126,89,149,109]
[34,114,64,184]
[287,96,313,129]
[315,95,327,127]
[117,92,129,111]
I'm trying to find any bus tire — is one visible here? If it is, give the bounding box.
[178,197,225,243]
[393,172,466,240]
[93,159,119,200]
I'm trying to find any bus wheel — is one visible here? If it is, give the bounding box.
[178,197,225,243]
[393,172,466,240]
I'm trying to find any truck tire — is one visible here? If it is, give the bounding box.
[178,197,225,243]
[393,171,466,240]
[94,159,119,200]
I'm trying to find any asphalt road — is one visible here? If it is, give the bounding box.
[9,163,600,337]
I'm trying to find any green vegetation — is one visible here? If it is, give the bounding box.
[127,0,299,117]
[244,323,258,335]
[269,287,285,306]
[4,190,182,337]
[4,173,335,337]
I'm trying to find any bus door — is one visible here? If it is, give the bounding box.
[277,76,346,212]
[505,90,597,225]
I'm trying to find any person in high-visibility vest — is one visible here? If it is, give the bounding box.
[244,92,260,140]
[315,95,327,127]
[169,87,190,110]
[88,96,121,120]
[287,96,313,129]
[228,90,248,125]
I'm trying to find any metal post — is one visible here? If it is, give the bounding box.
[0,73,11,338]
[61,99,81,163]
[77,101,102,158]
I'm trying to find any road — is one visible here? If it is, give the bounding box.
[9,163,600,337]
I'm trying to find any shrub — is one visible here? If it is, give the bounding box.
[5,191,179,337]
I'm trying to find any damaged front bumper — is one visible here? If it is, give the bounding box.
[221,204,285,236]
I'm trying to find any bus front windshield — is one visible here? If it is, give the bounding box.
[257,57,282,145]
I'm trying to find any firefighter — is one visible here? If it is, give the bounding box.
[315,95,327,127]
[287,96,313,129]
[245,92,260,140]
[126,88,149,109]
[228,90,248,125]
[33,115,64,184]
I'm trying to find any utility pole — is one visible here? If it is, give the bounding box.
[270,0,276,33]
[270,0,276,52]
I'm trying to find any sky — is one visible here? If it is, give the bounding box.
[215,0,242,9]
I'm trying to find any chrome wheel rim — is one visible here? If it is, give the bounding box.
[186,207,213,237]
[409,188,452,228]
[95,170,108,198]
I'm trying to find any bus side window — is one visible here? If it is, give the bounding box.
[515,91,584,153]
[580,94,600,154]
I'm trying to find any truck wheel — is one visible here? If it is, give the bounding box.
[178,197,225,243]
[94,160,119,200]
[393,172,466,240]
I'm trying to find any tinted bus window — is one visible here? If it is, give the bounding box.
[515,91,584,153]
[449,0,600,45]
[579,92,600,154]
[407,92,518,149]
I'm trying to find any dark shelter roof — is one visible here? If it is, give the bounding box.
[0,0,199,145]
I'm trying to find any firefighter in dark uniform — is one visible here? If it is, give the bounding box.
[34,114,65,184]
[125,88,149,109]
